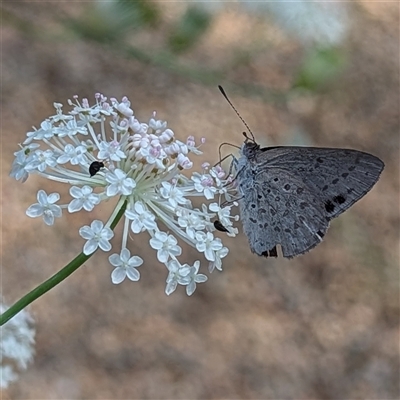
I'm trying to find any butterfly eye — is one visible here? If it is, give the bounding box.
[89,161,105,177]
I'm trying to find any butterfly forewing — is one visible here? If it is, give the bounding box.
[252,146,384,220]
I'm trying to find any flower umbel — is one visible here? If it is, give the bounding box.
[0,299,35,388]
[11,93,238,295]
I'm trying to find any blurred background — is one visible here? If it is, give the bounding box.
[1,1,399,398]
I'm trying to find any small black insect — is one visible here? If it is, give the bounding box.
[214,220,229,233]
[89,161,104,177]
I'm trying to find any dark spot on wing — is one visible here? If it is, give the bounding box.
[332,178,339,184]
[262,246,278,258]
[333,195,346,204]
[325,200,335,213]
[341,173,349,178]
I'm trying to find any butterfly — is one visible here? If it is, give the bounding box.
[218,86,384,258]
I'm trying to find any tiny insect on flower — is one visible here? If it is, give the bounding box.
[89,161,105,177]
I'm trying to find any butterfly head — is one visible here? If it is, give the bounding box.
[241,132,260,159]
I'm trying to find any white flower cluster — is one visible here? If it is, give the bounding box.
[10,94,239,295]
[0,299,35,388]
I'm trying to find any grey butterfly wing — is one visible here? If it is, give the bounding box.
[238,164,330,258]
[253,146,384,220]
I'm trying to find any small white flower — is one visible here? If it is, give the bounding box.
[136,144,166,169]
[177,153,193,169]
[9,145,39,182]
[125,201,157,233]
[98,140,126,162]
[148,117,167,134]
[109,248,143,284]
[57,144,88,165]
[25,149,58,173]
[177,210,205,240]
[183,261,208,296]
[112,96,134,117]
[191,172,217,199]
[105,168,136,196]
[208,246,229,273]
[195,232,223,262]
[26,190,62,226]
[68,186,100,212]
[165,259,191,295]
[23,120,55,144]
[158,128,174,143]
[79,220,114,255]
[160,182,190,208]
[210,165,226,186]
[57,118,88,138]
[131,132,150,148]
[150,231,182,263]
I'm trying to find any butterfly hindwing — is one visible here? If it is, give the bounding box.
[238,160,330,258]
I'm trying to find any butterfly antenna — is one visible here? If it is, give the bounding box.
[218,85,256,142]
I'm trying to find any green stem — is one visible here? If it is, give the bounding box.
[0,200,127,326]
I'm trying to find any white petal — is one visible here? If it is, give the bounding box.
[79,225,93,240]
[98,238,112,252]
[68,198,83,213]
[157,249,169,263]
[128,256,143,267]
[111,268,126,284]
[195,274,208,283]
[165,280,178,295]
[120,248,130,262]
[83,239,98,255]
[186,282,196,296]
[37,190,48,205]
[91,220,104,233]
[126,268,140,281]
[109,253,122,267]
[26,204,43,218]
[43,212,55,226]
[47,192,60,204]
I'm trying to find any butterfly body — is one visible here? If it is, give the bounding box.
[236,140,384,258]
